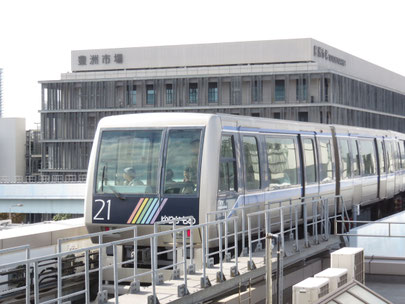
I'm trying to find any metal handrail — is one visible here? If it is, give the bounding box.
[335,219,405,238]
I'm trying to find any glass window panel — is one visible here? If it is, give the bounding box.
[146,84,155,105]
[348,285,387,304]
[398,141,404,168]
[303,138,317,184]
[275,80,285,101]
[219,136,237,192]
[351,139,361,176]
[377,140,385,173]
[208,82,218,103]
[319,138,334,182]
[339,138,351,179]
[166,84,173,104]
[360,140,376,175]
[386,141,395,173]
[127,86,136,105]
[243,136,261,190]
[189,83,198,103]
[96,130,162,194]
[163,129,201,195]
[266,137,298,189]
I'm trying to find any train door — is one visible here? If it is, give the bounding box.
[358,139,378,203]
[317,136,336,198]
[397,140,405,192]
[301,136,319,198]
[376,139,387,200]
[394,140,402,194]
[216,134,241,214]
[385,140,395,199]
[337,137,354,208]
[241,134,265,207]
[350,138,362,205]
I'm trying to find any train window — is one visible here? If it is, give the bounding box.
[302,138,317,184]
[319,138,334,182]
[218,135,237,192]
[163,129,202,195]
[359,140,376,175]
[338,138,351,180]
[243,136,261,190]
[95,130,162,194]
[377,140,386,173]
[351,139,361,176]
[386,141,395,173]
[398,141,405,168]
[266,137,298,188]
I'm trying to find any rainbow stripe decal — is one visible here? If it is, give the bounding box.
[127,198,168,224]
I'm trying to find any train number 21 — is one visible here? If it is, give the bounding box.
[93,199,111,221]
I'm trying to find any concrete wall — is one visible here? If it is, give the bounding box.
[0,118,26,177]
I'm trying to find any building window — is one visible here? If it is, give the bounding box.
[127,85,136,105]
[275,80,285,101]
[189,83,198,103]
[252,80,262,102]
[273,112,281,119]
[298,112,308,122]
[296,79,307,101]
[324,78,329,102]
[208,82,218,103]
[166,84,173,104]
[146,84,155,105]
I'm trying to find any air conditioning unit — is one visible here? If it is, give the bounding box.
[314,268,348,292]
[331,247,364,283]
[292,277,329,304]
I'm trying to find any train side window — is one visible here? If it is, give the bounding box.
[351,139,361,176]
[398,141,404,169]
[319,138,334,182]
[377,140,386,173]
[243,136,261,190]
[359,140,376,176]
[218,135,237,192]
[302,138,317,184]
[266,136,298,188]
[338,138,351,180]
[163,129,202,195]
[385,141,395,173]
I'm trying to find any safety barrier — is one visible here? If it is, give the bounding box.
[0,195,348,304]
[0,175,87,184]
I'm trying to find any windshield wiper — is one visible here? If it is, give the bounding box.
[107,184,126,200]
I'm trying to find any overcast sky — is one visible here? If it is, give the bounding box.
[1,0,404,129]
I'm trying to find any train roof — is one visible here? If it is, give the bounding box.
[96,112,405,138]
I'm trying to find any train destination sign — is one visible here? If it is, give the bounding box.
[313,45,346,67]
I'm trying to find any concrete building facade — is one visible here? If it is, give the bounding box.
[0,118,26,178]
[39,39,405,178]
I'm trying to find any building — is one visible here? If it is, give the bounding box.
[0,118,26,179]
[0,68,3,118]
[40,38,405,178]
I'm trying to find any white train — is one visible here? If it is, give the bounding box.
[84,112,405,238]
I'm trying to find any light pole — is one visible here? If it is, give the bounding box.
[8,204,24,223]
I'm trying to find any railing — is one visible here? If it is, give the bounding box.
[0,216,239,304]
[334,219,405,238]
[0,195,348,303]
[0,175,87,184]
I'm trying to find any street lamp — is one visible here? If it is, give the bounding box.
[8,204,24,222]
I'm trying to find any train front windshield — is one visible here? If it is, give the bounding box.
[95,129,202,196]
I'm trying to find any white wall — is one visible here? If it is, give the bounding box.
[0,118,26,177]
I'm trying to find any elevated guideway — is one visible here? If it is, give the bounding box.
[0,183,85,214]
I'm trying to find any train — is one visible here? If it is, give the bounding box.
[84,112,405,241]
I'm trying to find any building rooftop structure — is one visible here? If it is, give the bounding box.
[39,38,405,178]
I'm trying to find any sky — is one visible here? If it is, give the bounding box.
[0,0,404,129]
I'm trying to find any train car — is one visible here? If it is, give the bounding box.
[84,113,405,242]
